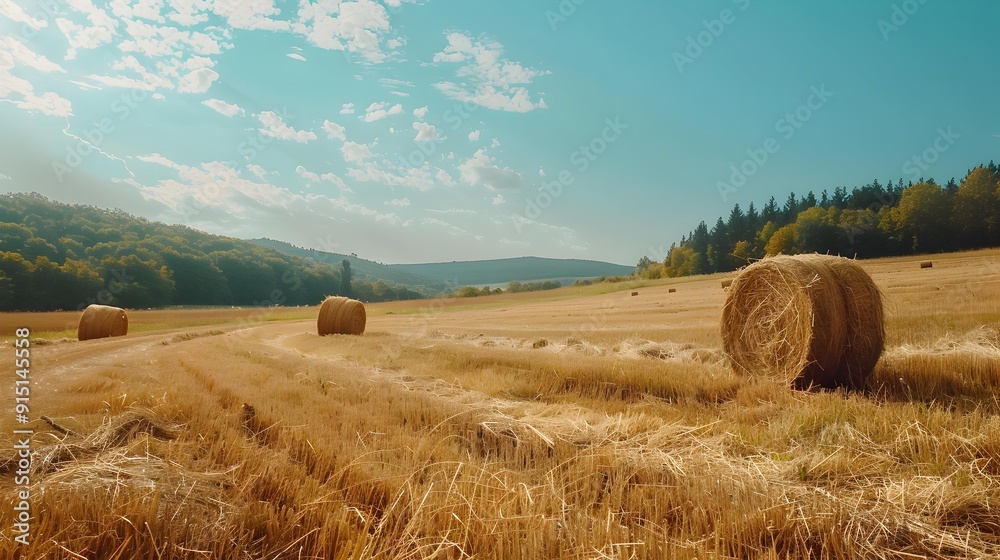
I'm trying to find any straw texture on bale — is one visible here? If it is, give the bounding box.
[77,304,128,341]
[920,261,933,269]
[720,254,883,390]
[317,296,366,336]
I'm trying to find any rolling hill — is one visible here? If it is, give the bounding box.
[252,239,634,288]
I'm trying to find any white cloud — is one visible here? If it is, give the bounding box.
[361,101,402,122]
[412,121,440,142]
[341,141,374,163]
[457,148,523,190]
[436,168,455,187]
[294,0,400,64]
[297,164,350,191]
[1,37,64,73]
[427,208,475,215]
[257,111,317,143]
[0,173,11,181]
[340,102,355,114]
[0,40,73,117]
[16,92,73,117]
[387,197,410,206]
[165,0,211,26]
[432,32,549,113]
[468,130,480,142]
[0,1,48,29]
[134,159,401,229]
[85,55,172,90]
[68,79,103,90]
[137,152,188,171]
[323,119,346,140]
[202,98,244,117]
[379,77,413,88]
[212,0,291,31]
[177,67,218,93]
[55,0,119,59]
[116,17,224,59]
[413,105,428,119]
[247,164,268,179]
[347,159,435,191]
[287,52,307,61]
[296,165,320,182]
[422,217,467,236]
[539,167,546,177]
[492,194,505,205]
[491,137,500,148]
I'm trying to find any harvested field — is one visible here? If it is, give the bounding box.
[1,249,999,559]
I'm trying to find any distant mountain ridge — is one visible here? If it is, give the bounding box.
[249,238,454,292]
[390,257,634,287]
[251,239,634,288]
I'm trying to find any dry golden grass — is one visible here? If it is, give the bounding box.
[1,249,999,558]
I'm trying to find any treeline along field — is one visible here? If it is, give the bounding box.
[642,161,1000,278]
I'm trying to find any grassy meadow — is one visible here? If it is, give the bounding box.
[2,249,1000,559]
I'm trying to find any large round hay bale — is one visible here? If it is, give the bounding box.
[920,261,933,269]
[721,255,883,389]
[317,296,366,336]
[78,305,128,341]
[823,256,884,390]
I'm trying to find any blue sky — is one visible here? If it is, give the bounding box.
[0,0,997,266]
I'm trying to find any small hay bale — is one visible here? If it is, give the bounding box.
[721,279,734,289]
[317,296,366,336]
[721,254,883,390]
[920,261,933,269]
[631,291,639,296]
[668,288,677,293]
[77,304,128,341]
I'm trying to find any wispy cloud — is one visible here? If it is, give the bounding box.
[361,101,403,122]
[433,32,549,113]
[257,111,317,143]
[202,98,245,117]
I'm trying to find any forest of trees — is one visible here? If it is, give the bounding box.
[0,193,427,311]
[638,162,1000,278]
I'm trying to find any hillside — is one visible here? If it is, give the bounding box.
[249,238,454,293]
[252,239,634,287]
[390,257,634,286]
[0,193,429,311]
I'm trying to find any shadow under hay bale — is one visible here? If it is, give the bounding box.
[721,254,884,390]
[77,304,128,341]
[316,296,366,336]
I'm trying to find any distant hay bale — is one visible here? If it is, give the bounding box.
[77,305,128,341]
[631,291,639,296]
[721,279,734,289]
[920,261,933,269]
[668,288,677,293]
[317,296,366,336]
[721,254,883,390]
